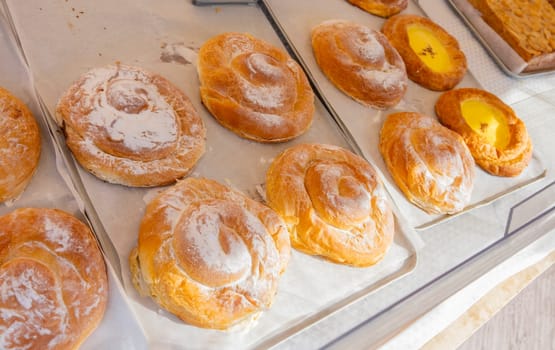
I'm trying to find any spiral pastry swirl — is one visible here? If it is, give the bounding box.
[129,177,290,329]
[266,143,395,267]
[312,20,408,109]
[346,0,408,18]
[56,64,205,187]
[0,208,108,350]
[197,32,314,142]
[379,112,475,214]
[0,87,41,203]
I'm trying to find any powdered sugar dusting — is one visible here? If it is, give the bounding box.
[361,64,406,90]
[43,217,73,252]
[399,117,473,211]
[0,263,69,350]
[241,82,284,110]
[184,203,252,276]
[83,67,178,152]
[353,27,385,62]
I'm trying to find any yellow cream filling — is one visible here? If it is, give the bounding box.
[407,24,453,73]
[461,99,510,150]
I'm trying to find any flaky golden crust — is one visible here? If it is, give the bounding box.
[129,177,290,330]
[311,20,408,109]
[0,208,108,350]
[435,88,532,177]
[0,87,41,203]
[197,32,314,142]
[266,143,395,267]
[379,112,475,214]
[468,0,555,63]
[56,64,206,187]
[346,0,408,18]
[382,15,467,91]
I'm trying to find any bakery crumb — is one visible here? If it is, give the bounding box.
[98,53,102,57]
[214,7,221,13]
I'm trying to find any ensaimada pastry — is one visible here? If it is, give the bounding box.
[129,177,290,329]
[266,143,395,266]
[198,32,314,142]
[0,208,108,349]
[379,112,475,214]
[346,0,408,18]
[56,64,206,187]
[312,20,408,109]
[0,87,41,203]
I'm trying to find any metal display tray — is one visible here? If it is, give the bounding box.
[260,0,546,230]
[2,0,554,348]
[446,0,555,78]
[1,0,421,349]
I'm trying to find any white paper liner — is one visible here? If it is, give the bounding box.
[3,0,422,348]
[262,0,547,229]
[0,14,145,350]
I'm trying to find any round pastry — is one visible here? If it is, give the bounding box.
[379,112,475,214]
[0,208,108,350]
[129,177,290,330]
[435,88,533,177]
[311,20,408,109]
[56,64,206,187]
[382,15,467,91]
[266,143,395,267]
[346,0,408,18]
[0,87,41,203]
[197,32,314,142]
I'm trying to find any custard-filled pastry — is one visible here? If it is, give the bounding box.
[56,64,206,187]
[0,208,108,350]
[129,177,290,330]
[435,88,533,177]
[312,20,408,109]
[0,87,41,203]
[346,0,408,18]
[197,32,314,142]
[266,143,395,267]
[379,112,475,214]
[382,15,467,91]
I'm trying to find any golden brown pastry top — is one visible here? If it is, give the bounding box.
[56,64,206,187]
[346,0,408,18]
[197,32,314,143]
[382,14,467,91]
[129,177,290,330]
[0,87,41,203]
[311,20,408,109]
[379,112,475,214]
[468,0,555,62]
[435,88,532,177]
[0,208,108,350]
[266,143,395,267]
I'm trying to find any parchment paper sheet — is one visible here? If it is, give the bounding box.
[0,14,146,350]
[263,0,546,229]
[3,0,422,348]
